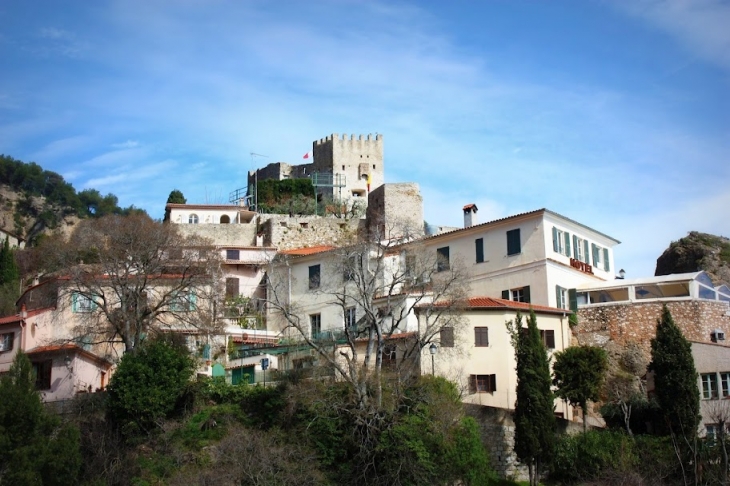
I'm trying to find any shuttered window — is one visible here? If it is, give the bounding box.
[440,327,454,347]
[507,229,521,255]
[475,238,484,263]
[475,327,489,347]
[469,374,497,393]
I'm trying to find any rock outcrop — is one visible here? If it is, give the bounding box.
[655,231,730,287]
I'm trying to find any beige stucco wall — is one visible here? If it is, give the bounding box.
[426,309,573,419]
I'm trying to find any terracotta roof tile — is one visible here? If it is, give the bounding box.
[280,245,336,256]
[465,297,567,315]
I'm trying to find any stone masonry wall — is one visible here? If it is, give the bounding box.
[575,299,730,359]
[366,183,424,240]
[465,404,584,481]
[176,222,258,247]
[261,214,364,250]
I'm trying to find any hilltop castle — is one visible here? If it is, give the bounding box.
[247,133,384,205]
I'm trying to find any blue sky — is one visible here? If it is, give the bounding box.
[1,0,728,279]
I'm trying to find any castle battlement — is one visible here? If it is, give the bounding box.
[316,133,383,145]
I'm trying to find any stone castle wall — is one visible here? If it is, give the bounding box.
[366,183,424,240]
[574,299,730,358]
[176,222,258,247]
[262,214,365,250]
[312,133,384,201]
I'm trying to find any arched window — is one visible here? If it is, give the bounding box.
[220,215,231,224]
[189,214,199,224]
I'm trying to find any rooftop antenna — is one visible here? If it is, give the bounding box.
[249,152,269,213]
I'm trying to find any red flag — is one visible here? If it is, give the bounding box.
[303,151,312,159]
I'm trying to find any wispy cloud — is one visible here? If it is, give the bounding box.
[613,0,730,71]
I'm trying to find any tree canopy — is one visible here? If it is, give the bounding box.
[553,345,608,432]
[49,213,223,354]
[0,352,82,484]
[166,189,187,204]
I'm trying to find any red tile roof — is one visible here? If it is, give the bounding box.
[26,344,113,368]
[0,307,54,325]
[279,245,336,256]
[465,297,567,315]
[463,203,477,211]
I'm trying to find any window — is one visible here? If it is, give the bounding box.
[540,330,556,349]
[555,286,568,309]
[226,249,240,260]
[188,214,198,224]
[722,373,730,398]
[440,327,454,347]
[32,360,52,390]
[436,247,450,272]
[475,327,489,347]
[309,264,321,289]
[573,236,589,263]
[345,307,357,329]
[72,292,96,313]
[310,314,321,338]
[170,291,196,312]
[220,215,231,224]
[706,424,722,442]
[591,243,611,272]
[702,373,719,399]
[0,332,14,352]
[225,278,240,298]
[552,227,571,257]
[383,344,397,367]
[502,286,531,303]
[475,238,484,263]
[469,374,497,393]
[344,255,358,282]
[507,229,521,255]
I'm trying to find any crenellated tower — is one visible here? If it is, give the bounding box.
[312,133,384,203]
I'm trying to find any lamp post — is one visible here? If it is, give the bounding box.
[429,343,438,376]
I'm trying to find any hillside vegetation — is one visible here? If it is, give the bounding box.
[0,154,145,244]
[655,231,730,286]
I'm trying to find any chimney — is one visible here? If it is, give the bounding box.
[463,204,478,228]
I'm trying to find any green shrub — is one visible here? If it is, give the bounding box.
[550,430,637,483]
[107,340,195,436]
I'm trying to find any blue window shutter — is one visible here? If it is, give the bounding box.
[552,227,558,253]
[564,232,571,256]
[202,343,211,360]
[591,243,599,266]
[583,240,589,263]
[72,292,78,312]
[603,248,610,272]
[190,292,197,310]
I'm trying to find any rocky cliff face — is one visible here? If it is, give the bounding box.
[0,185,80,244]
[655,231,730,287]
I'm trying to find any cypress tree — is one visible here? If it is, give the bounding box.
[0,238,20,285]
[649,305,700,440]
[509,310,556,486]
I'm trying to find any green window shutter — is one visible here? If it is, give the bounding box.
[475,238,484,263]
[552,227,559,253]
[568,288,578,312]
[583,240,589,263]
[603,248,610,272]
[502,290,510,300]
[507,229,521,255]
[572,235,578,259]
[591,243,599,266]
[555,286,561,308]
[523,286,531,303]
[190,292,197,310]
[490,374,497,392]
[564,232,571,256]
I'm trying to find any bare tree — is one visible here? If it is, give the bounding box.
[266,219,466,412]
[48,214,223,355]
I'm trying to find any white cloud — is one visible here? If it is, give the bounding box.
[614,0,730,71]
[111,140,139,149]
